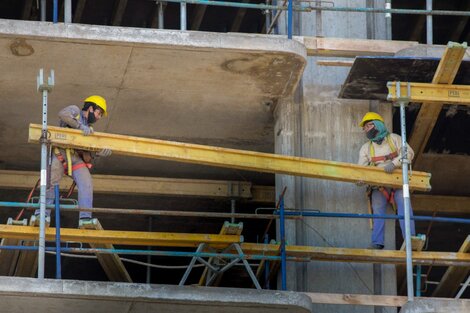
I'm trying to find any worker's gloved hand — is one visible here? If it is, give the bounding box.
[96,148,112,157]
[383,161,395,174]
[355,181,366,187]
[79,124,94,136]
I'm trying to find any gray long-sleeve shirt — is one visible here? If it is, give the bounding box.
[58,105,88,129]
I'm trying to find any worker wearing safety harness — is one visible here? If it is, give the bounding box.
[357,112,416,249]
[34,95,112,228]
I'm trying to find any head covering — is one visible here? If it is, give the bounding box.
[370,120,389,143]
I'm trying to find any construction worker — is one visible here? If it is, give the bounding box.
[34,95,111,228]
[357,112,416,249]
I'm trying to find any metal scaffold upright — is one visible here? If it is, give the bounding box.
[36,68,54,279]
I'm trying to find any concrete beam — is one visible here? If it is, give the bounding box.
[295,36,419,57]
[0,277,313,313]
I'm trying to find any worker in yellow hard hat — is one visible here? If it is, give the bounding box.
[357,112,416,249]
[33,95,111,228]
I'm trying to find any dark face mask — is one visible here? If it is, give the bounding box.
[366,127,378,140]
[87,111,96,124]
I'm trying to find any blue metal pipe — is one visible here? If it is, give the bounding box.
[53,0,58,23]
[287,0,293,39]
[416,265,422,297]
[162,0,310,12]
[264,233,270,289]
[0,201,77,210]
[279,197,287,290]
[54,185,61,279]
[278,211,470,224]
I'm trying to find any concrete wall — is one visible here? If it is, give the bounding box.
[274,2,398,313]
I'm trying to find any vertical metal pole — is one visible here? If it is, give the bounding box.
[426,0,433,44]
[385,0,392,40]
[456,274,470,299]
[146,217,152,284]
[264,234,270,289]
[37,69,54,279]
[279,197,287,290]
[287,0,293,39]
[265,0,271,34]
[230,199,236,223]
[180,2,187,30]
[64,0,72,23]
[398,82,414,301]
[415,266,421,296]
[158,2,165,29]
[40,0,46,21]
[54,185,61,279]
[53,0,58,23]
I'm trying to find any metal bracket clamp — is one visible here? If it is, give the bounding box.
[386,81,411,105]
[37,69,55,93]
[179,243,262,289]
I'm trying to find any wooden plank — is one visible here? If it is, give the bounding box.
[82,219,132,282]
[433,235,470,297]
[112,0,128,26]
[190,5,207,30]
[230,1,250,33]
[240,243,470,266]
[28,124,432,191]
[0,225,241,248]
[316,60,354,67]
[0,170,253,200]
[305,293,465,307]
[412,194,470,214]
[296,37,419,58]
[73,0,87,24]
[409,43,467,168]
[397,236,426,295]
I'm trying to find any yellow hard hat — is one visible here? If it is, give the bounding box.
[359,112,384,127]
[84,95,107,116]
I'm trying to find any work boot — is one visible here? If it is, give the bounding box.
[369,243,384,250]
[78,217,97,229]
[30,214,50,227]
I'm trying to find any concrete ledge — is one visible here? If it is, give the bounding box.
[400,298,470,313]
[0,277,312,313]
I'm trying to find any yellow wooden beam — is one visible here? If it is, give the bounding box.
[296,37,419,57]
[433,235,470,297]
[412,194,470,214]
[84,219,132,283]
[0,170,254,200]
[0,225,241,248]
[408,42,467,168]
[28,124,431,191]
[240,243,470,266]
[387,82,470,105]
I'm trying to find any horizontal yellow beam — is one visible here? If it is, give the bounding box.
[387,82,470,105]
[0,170,255,200]
[241,243,470,267]
[28,124,431,191]
[0,225,241,248]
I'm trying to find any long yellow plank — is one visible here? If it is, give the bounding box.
[387,82,470,105]
[409,42,467,167]
[28,124,431,191]
[240,243,470,266]
[433,235,470,297]
[0,170,253,200]
[85,219,132,283]
[0,225,241,248]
